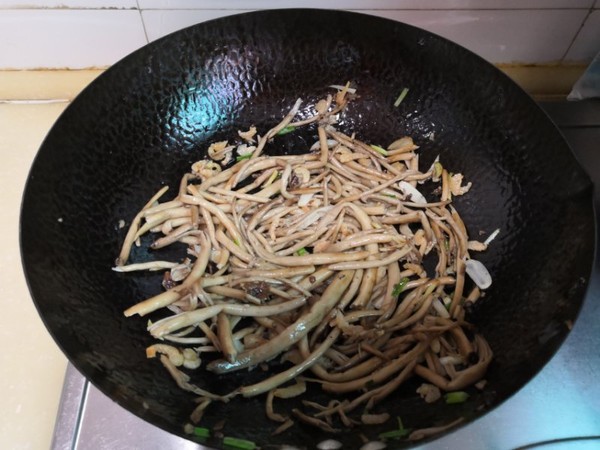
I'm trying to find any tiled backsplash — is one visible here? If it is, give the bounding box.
[0,0,598,69]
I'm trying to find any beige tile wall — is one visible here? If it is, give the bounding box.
[0,0,598,69]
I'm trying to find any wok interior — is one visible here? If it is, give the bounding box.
[20,9,593,448]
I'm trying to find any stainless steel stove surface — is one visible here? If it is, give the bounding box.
[51,100,600,450]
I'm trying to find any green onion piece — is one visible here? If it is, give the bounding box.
[397,416,405,430]
[223,436,256,450]
[276,125,295,136]
[394,87,409,107]
[370,144,388,156]
[379,429,410,440]
[193,427,210,438]
[392,277,410,297]
[444,292,454,310]
[379,417,411,440]
[233,238,240,247]
[383,193,397,198]
[444,239,450,251]
[236,154,252,162]
[296,247,309,256]
[265,170,278,186]
[434,161,443,178]
[445,391,470,404]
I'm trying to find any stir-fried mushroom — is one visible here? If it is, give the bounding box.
[114,86,495,437]
[240,281,271,301]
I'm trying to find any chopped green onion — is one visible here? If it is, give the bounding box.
[296,247,309,256]
[233,238,240,247]
[370,144,388,156]
[394,87,409,107]
[379,417,411,440]
[223,436,256,450]
[383,193,397,198]
[193,427,210,438]
[444,239,450,251]
[434,161,443,178]
[276,125,296,136]
[444,391,470,404]
[392,277,410,297]
[236,154,252,162]
[379,429,410,439]
[264,169,279,186]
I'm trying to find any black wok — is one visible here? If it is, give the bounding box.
[20,9,594,449]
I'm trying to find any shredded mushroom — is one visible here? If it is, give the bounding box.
[115,86,495,438]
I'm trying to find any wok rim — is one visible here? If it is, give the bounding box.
[18,8,596,448]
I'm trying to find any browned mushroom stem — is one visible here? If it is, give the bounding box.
[408,417,465,441]
[207,270,354,373]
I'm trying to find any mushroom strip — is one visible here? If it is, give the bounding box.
[116,185,169,265]
[149,297,308,338]
[239,328,342,397]
[115,86,495,437]
[207,270,354,373]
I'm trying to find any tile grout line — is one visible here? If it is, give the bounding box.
[102,7,596,11]
[560,5,594,61]
[0,7,595,11]
[136,0,150,44]
[0,6,138,10]
[0,99,70,104]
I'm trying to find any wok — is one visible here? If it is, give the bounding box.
[20,9,594,448]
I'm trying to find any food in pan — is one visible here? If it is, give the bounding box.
[114,84,496,439]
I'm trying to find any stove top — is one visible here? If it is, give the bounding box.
[51,100,600,450]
